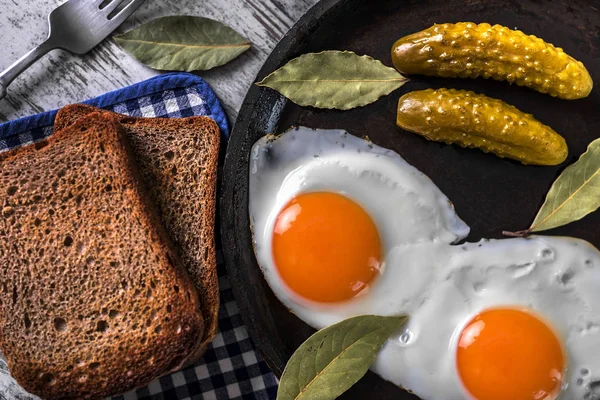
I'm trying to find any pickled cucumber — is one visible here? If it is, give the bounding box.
[392,23,593,100]
[396,89,568,165]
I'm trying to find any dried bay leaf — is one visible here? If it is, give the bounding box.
[530,138,600,232]
[257,51,407,110]
[277,314,408,400]
[114,16,251,72]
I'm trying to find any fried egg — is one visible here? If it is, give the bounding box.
[248,127,600,400]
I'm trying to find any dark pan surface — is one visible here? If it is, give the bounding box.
[221,0,600,398]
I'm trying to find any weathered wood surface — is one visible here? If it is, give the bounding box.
[0,0,318,122]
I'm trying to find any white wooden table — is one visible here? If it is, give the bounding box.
[0,0,319,122]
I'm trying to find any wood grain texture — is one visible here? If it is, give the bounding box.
[0,0,319,121]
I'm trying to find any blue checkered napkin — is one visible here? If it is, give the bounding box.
[0,73,278,400]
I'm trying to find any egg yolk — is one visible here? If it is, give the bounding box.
[272,192,382,303]
[456,308,565,400]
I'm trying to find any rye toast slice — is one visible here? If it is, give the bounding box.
[0,113,204,399]
[54,105,221,358]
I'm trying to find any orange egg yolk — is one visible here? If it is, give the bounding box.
[457,308,565,400]
[272,192,382,303]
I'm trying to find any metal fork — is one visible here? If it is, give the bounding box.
[0,0,145,100]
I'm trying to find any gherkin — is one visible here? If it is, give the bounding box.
[396,89,568,166]
[392,22,593,100]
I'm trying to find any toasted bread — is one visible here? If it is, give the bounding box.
[54,105,221,359]
[0,113,204,399]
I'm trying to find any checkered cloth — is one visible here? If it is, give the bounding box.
[0,73,279,400]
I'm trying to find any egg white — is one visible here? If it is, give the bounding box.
[373,237,600,400]
[249,127,600,400]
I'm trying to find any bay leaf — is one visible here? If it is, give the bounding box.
[257,51,407,110]
[277,314,408,400]
[114,16,251,72]
[530,138,600,232]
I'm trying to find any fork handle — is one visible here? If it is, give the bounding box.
[0,38,57,100]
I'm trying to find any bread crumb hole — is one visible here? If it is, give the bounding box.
[105,184,112,192]
[24,314,31,329]
[171,166,178,175]
[96,320,109,333]
[108,310,120,319]
[34,218,42,226]
[48,209,55,216]
[89,362,100,371]
[53,317,67,332]
[41,373,55,385]
[164,151,175,160]
[6,186,18,196]
[154,325,162,334]
[63,236,73,247]
[166,305,172,313]
[173,285,179,294]
[99,142,105,152]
